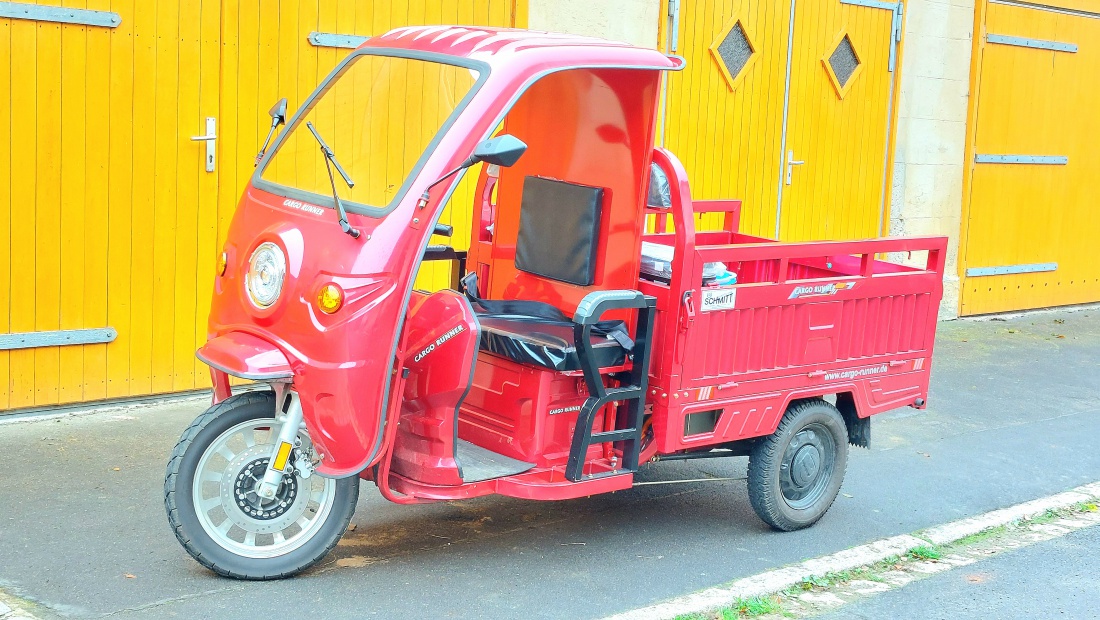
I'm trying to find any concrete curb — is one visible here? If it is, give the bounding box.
[0,593,41,620]
[602,481,1100,620]
[922,482,1100,545]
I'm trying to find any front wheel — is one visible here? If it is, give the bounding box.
[164,391,358,579]
[747,398,848,531]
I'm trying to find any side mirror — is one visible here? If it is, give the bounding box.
[472,134,527,168]
[269,97,288,127]
[422,134,528,197]
[256,97,289,166]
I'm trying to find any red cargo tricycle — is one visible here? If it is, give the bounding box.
[165,26,947,579]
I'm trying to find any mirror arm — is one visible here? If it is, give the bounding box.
[254,118,281,167]
[418,156,478,208]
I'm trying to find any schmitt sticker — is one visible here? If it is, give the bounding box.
[700,287,737,312]
[788,282,855,300]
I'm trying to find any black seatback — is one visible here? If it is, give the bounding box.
[514,176,604,286]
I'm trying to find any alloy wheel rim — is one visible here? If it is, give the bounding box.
[192,419,336,559]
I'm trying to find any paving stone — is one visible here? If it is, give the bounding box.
[845,580,891,595]
[797,592,846,607]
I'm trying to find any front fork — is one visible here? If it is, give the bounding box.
[257,385,315,499]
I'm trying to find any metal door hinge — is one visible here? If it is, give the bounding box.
[889,1,904,72]
[667,0,681,52]
[0,327,117,350]
[966,263,1058,277]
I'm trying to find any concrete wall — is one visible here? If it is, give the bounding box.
[889,0,976,319]
[526,0,661,48]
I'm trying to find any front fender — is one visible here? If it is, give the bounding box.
[196,331,382,479]
[196,332,294,381]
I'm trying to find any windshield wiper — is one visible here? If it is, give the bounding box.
[305,121,361,239]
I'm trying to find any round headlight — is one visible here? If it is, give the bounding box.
[245,242,286,308]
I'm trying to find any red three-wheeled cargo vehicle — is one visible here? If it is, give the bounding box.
[164,26,947,579]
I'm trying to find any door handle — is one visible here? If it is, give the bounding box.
[190,117,216,172]
[785,150,805,185]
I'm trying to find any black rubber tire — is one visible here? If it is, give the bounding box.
[747,398,848,532]
[164,391,359,579]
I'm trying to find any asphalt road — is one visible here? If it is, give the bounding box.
[817,525,1100,620]
[0,308,1097,619]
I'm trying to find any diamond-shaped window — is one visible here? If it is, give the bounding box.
[709,17,757,91]
[823,34,862,98]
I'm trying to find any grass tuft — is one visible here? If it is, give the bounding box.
[671,597,785,620]
[1029,509,1063,525]
[734,596,783,617]
[907,545,942,561]
[953,525,1006,547]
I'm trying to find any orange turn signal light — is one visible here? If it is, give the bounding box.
[317,283,344,314]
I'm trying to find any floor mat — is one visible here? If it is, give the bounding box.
[456,439,536,483]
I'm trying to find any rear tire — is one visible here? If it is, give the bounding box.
[747,398,848,531]
[165,391,359,579]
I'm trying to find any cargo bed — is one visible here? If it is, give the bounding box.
[639,149,948,454]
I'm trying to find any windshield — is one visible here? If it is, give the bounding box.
[259,53,482,214]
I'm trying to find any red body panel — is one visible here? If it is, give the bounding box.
[458,353,608,467]
[388,465,632,502]
[390,290,480,486]
[207,187,406,477]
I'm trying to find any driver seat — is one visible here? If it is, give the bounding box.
[465,175,632,372]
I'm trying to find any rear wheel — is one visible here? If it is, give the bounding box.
[165,391,358,579]
[747,399,848,531]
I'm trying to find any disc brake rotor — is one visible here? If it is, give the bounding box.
[233,456,297,520]
[219,444,313,535]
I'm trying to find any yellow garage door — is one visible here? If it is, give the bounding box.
[959,0,1100,315]
[663,0,903,240]
[2,0,223,410]
[0,0,517,411]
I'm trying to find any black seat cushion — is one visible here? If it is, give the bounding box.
[477,315,627,372]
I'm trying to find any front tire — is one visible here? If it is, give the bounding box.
[165,391,358,579]
[747,398,848,531]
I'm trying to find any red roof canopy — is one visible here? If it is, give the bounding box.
[363,25,683,74]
